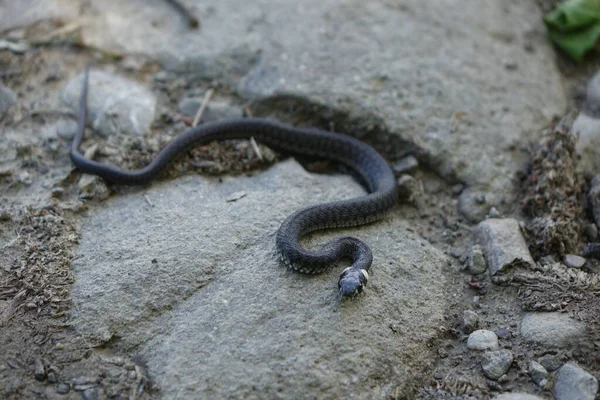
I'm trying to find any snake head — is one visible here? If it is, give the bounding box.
[338,267,369,298]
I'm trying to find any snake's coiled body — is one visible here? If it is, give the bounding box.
[71,68,398,297]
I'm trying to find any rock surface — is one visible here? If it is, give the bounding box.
[520,312,587,347]
[476,218,535,275]
[77,0,565,210]
[71,160,448,398]
[61,70,156,137]
[554,362,598,400]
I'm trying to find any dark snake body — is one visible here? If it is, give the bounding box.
[71,68,398,297]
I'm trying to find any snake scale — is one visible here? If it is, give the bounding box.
[70,67,399,298]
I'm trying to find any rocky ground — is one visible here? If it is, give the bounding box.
[0,0,599,399]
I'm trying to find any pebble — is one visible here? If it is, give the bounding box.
[34,357,46,381]
[391,156,418,174]
[468,245,487,274]
[491,394,544,400]
[463,310,479,333]
[178,97,243,122]
[396,174,421,201]
[476,218,535,275]
[56,383,70,394]
[538,354,562,371]
[488,207,501,218]
[494,327,511,339]
[585,223,599,241]
[467,330,499,351]
[520,312,587,346]
[82,388,99,400]
[480,349,513,380]
[451,184,464,196]
[563,254,586,269]
[0,83,16,114]
[528,360,547,384]
[55,119,79,140]
[554,362,598,400]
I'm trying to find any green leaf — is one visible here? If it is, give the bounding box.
[544,0,600,61]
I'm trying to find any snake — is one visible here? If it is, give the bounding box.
[70,67,399,298]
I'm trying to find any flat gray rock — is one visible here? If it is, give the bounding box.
[476,218,535,276]
[61,70,156,137]
[520,312,587,347]
[71,160,448,398]
[554,362,598,400]
[78,0,565,211]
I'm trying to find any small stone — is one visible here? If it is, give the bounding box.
[47,372,58,383]
[463,310,479,333]
[34,358,46,381]
[481,349,513,380]
[128,370,137,379]
[476,218,535,275]
[491,394,544,400]
[488,207,501,218]
[0,83,16,114]
[72,376,97,386]
[467,330,499,351]
[538,354,562,372]
[82,388,99,400]
[392,156,418,174]
[451,184,464,196]
[563,254,587,268]
[563,254,586,269]
[74,384,96,391]
[494,327,511,339]
[520,312,587,347]
[225,191,247,202]
[397,174,421,201]
[54,342,64,350]
[528,361,547,384]
[554,362,598,400]
[585,223,599,241]
[468,245,487,274]
[56,119,79,140]
[56,383,70,394]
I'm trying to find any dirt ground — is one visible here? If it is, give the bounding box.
[1,10,600,400]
